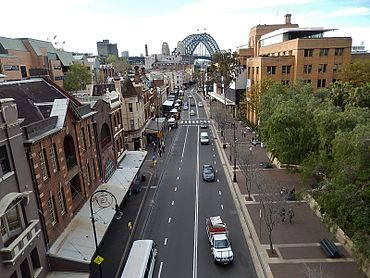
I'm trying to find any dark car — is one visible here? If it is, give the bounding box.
[200,121,208,129]
[202,164,215,181]
[260,161,273,169]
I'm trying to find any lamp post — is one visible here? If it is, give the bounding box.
[233,122,237,182]
[90,190,123,278]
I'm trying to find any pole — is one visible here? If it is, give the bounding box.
[90,196,103,278]
[233,122,237,182]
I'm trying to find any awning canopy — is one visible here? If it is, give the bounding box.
[0,191,32,217]
[170,108,178,113]
[163,100,174,107]
[145,117,166,134]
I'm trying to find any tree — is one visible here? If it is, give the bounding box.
[208,50,241,90]
[338,60,370,87]
[64,63,92,91]
[106,55,129,77]
[237,145,256,201]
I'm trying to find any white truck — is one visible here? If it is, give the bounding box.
[206,216,234,264]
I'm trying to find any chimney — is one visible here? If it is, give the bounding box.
[145,44,148,57]
[284,14,292,24]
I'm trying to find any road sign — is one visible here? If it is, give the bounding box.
[93,255,104,265]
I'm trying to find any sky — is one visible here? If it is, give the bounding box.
[2,0,370,56]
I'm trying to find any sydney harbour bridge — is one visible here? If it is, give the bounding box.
[172,32,220,60]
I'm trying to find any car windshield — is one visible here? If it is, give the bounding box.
[203,166,213,173]
[214,239,229,248]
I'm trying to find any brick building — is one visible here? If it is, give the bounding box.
[0,79,100,250]
[243,14,353,124]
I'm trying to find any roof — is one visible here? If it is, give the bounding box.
[48,151,147,263]
[121,78,138,98]
[24,38,55,55]
[261,27,337,41]
[55,49,75,66]
[0,36,27,51]
[0,79,76,126]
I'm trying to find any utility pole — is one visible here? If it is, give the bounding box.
[233,122,237,182]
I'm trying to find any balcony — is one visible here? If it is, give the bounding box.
[0,220,41,264]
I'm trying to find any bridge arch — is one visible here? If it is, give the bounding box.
[182,33,220,57]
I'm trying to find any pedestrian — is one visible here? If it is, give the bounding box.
[280,208,286,222]
[249,146,253,153]
[243,130,246,137]
[128,221,133,233]
[152,141,157,152]
[162,143,165,153]
[158,149,162,157]
[288,208,294,223]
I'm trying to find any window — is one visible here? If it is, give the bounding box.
[333,64,341,72]
[128,103,133,112]
[267,66,276,75]
[305,80,312,84]
[82,127,87,150]
[303,65,312,74]
[320,48,329,56]
[251,67,254,75]
[335,48,344,56]
[318,64,327,73]
[1,200,25,243]
[256,67,259,75]
[47,193,57,225]
[0,145,11,175]
[57,184,66,215]
[332,79,337,83]
[50,143,59,172]
[91,159,96,180]
[282,65,291,74]
[317,79,326,88]
[130,119,135,130]
[3,65,19,71]
[87,162,92,185]
[53,66,62,70]
[86,125,91,147]
[39,148,49,180]
[54,76,64,81]
[282,80,290,85]
[30,247,41,271]
[304,49,313,57]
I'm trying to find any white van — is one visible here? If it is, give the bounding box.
[200,132,210,145]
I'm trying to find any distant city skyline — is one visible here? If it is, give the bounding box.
[2,0,370,56]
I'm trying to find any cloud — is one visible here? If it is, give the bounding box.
[324,7,370,17]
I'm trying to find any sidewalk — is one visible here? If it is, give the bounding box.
[202,95,366,278]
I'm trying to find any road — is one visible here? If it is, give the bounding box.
[135,87,257,278]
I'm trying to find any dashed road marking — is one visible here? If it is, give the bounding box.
[174,187,177,192]
[221,204,224,210]
[219,190,222,195]
[164,238,168,245]
[172,200,175,206]
[168,217,171,223]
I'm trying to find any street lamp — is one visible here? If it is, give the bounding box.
[90,190,123,278]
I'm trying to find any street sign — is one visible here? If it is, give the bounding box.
[93,255,104,265]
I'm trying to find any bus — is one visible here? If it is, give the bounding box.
[121,240,158,278]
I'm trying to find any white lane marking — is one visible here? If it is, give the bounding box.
[174,187,177,192]
[181,159,183,163]
[164,238,168,245]
[179,167,181,171]
[219,190,222,195]
[192,126,200,278]
[212,148,215,151]
[181,125,189,158]
[221,204,224,210]
[157,262,163,278]
[215,169,218,173]
[214,161,217,164]
[177,176,179,180]
[213,154,216,157]
[168,217,171,223]
[217,179,220,183]
[172,200,175,206]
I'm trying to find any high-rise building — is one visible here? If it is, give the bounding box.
[161,42,170,55]
[121,51,129,58]
[176,41,185,55]
[97,39,119,58]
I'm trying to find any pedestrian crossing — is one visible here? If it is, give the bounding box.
[179,119,211,126]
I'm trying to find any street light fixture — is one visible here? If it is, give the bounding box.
[90,190,122,278]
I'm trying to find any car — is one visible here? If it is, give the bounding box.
[260,161,273,169]
[200,121,208,129]
[190,101,195,107]
[190,110,196,116]
[198,102,203,107]
[183,105,188,110]
[200,131,209,144]
[188,95,193,98]
[202,164,215,181]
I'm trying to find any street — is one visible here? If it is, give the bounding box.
[134,87,257,278]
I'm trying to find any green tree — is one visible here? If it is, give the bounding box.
[106,55,129,77]
[64,63,92,91]
[338,60,370,87]
[208,50,240,89]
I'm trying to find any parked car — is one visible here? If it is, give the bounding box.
[202,164,215,181]
[190,110,196,116]
[260,161,273,169]
[198,102,203,107]
[183,105,188,110]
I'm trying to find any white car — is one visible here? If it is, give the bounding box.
[190,110,196,116]
[198,102,203,107]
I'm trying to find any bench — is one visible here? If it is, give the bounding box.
[320,238,341,258]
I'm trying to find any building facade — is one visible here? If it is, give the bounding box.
[0,99,49,278]
[96,40,118,58]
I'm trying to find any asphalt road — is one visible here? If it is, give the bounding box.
[134,87,257,278]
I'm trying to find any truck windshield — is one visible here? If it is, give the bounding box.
[214,239,229,248]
